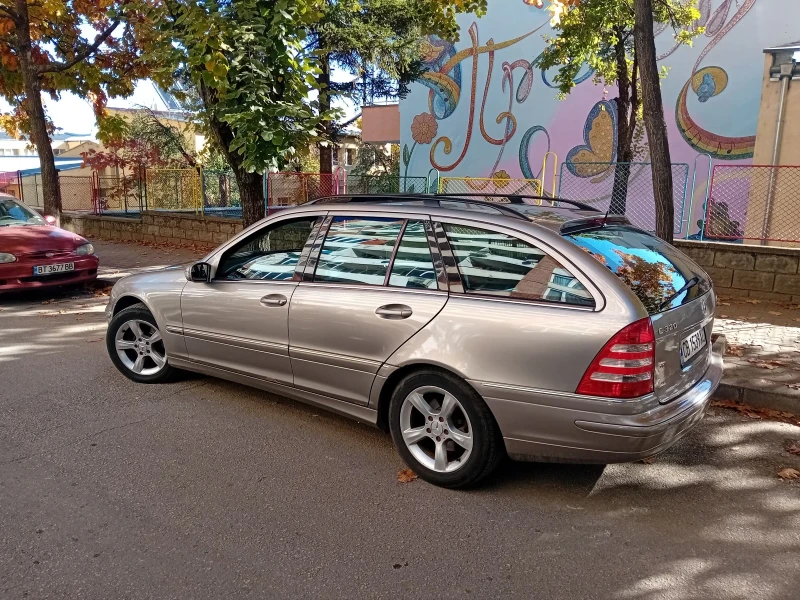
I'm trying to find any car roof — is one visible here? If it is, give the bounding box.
[304,193,621,234]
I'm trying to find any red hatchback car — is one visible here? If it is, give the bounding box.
[0,193,99,293]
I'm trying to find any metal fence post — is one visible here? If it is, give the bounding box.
[686,154,713,239]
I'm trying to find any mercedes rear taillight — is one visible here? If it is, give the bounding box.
[576,318,655,399]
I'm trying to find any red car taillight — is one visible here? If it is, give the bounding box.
[576,318,655,399]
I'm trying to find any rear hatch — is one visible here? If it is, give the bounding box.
[564,224,714,403]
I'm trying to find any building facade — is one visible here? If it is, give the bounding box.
[399,0,800,237]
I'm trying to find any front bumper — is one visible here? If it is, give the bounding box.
[0,255,99,292]
[479,351,724,464]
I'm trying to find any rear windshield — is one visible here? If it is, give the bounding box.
[564,225,711,314]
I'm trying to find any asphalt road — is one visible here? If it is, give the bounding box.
[2,286,800,600]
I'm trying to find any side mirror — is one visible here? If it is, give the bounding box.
[187,262,211,282]
[44,215,56,225]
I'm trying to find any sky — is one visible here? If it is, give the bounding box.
[0,73,362,138]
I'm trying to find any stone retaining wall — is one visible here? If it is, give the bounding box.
[61,211,244,248]
[675,240,800,302]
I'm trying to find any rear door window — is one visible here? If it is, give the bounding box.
[442,223,595,307]
[564,225,711,314]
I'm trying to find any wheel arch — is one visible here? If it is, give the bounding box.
[374,362,481,433]
[112,294,147,316]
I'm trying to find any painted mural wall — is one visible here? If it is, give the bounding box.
[399,0,800,236]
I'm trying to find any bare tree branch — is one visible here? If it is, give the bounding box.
[139,105,197,167]
[37,20,120,74]
[0,5,19,20]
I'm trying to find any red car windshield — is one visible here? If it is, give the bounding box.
[0,197,46,227]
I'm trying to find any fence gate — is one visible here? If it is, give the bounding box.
[145,168,203,214]
[557,162,689,235]
[438,176,543,197]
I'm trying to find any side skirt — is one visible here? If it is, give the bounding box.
[169,356,380,427]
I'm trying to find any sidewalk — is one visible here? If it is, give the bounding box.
[713,294,800,413]
[94,240,206,284]
[93,240,800,414]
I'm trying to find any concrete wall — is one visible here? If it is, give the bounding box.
[61,211,244,249]
[676,240,800,302]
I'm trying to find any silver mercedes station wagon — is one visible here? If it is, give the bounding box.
[105,194,723,488]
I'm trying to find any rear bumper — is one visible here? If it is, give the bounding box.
[0,256,99,292]
[479,351,724,464]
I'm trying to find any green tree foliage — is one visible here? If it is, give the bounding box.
[149,0,336,225]
[535,0,699,223]
[308,0,487,173]
[0,0,167,222]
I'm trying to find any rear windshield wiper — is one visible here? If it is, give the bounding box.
[658,276,700,311]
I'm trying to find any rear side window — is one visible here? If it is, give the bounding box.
[564,225,710,314]
[442,224,595,307]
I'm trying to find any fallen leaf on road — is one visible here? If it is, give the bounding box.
[747,359,784,370]
[726,345,745,357]
[745,299,762,304]
[640,456,655,464]
[86,338,102,343]
[777,468,800,480]
[397,468,418,483]
[769,311,783,316]
[720,314,729,319]
[784,440,800,456]
[41,300,52,305]
[717,302,730,306]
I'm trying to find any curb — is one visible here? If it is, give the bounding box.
[712,334,800,415]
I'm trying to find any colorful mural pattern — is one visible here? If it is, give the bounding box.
[404,0,793,178]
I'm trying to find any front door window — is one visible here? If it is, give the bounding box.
[216,217,317,281]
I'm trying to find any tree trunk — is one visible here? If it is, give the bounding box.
[634,0,674,242]
[14,0,61,223]
[198,80,265,226]
[317,53,333,174]
[611,29,634,216]
[237,170,265,226]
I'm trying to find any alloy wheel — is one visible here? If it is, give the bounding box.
[114,319,167,376]
[399,385,473,473]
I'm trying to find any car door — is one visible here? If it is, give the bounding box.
[180,214,324,384]
[288,213,448,405]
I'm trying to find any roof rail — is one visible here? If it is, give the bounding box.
[305,194,529,220]
[433,192,597,212]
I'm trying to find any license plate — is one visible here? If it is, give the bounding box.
[680,327,707,366]
[33,263,75,276]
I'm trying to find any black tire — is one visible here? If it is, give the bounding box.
[106,303,176,384]
[388,369,504,489]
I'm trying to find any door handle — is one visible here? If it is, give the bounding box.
[375,304,413,319]
[260,294,288,307]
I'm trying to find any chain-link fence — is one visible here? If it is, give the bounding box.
[705,165,800,244]
[558,162,689,235]
[202,170,242,218]
[266,172,337,214]
[439,176,543,197]
[57,176,97,212]
[339,175,428,194]
[144,168,202,213]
